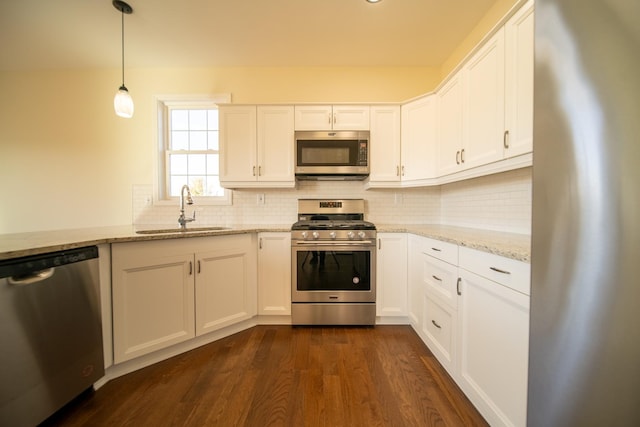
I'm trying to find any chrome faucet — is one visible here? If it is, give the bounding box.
[178,184,196,229]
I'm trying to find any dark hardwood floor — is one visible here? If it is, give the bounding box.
[43,325,487,427]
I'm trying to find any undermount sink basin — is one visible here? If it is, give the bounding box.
[135,226,230,235]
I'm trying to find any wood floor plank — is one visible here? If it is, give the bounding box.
[43,325,487,427]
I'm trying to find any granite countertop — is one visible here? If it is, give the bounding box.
[0,224,291,261]
[0,223,530,263]
[377,224,531,263]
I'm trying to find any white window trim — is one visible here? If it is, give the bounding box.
[152,94,232,206]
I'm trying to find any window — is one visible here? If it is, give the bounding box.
[156,94,232,204]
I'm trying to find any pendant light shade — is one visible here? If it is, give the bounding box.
[113,1,133,118]
[114,86,134,118]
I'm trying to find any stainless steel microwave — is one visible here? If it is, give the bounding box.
[294,131,370,180]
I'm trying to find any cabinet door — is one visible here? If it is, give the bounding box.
[401,95,437,181]
[462,28,505,170]
[257,232,291,316]
[112,246,195,364]
[195,235,257,335]
[257,106,295,183]
[457,269,529,427]
[332,105,370,130]
[504,0,534,158]
[437,73,464,176]
[219,106,257,182]
[369,105,401,182]
[294,105,333,130]
[376,233,408,317]
[423,292,456,375]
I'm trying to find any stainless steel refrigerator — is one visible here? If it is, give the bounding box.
[529,0,640,425]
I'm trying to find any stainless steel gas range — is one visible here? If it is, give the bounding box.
[291,199,376,325]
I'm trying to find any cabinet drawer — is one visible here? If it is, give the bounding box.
[423,254,458,309]
[420,237,458,265]
[459,246,530,295]
[423,293,455,372]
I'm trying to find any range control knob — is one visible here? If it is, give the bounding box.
[312,231,320,240]
[358,231,366,239]
[329,231,337,239]
[301,231,308,239]
[347,231,355,240]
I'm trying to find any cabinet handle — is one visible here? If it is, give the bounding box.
[456,277,462,295]
[432,275,442,282]
[378,238,381,250]
[396,165,400,177]
[252,166,256,176]
[461,148,465,163]
[258,165,262,176]
[504,130,510,149]
[431,320,442,329]
[401,165,405,176]
[431,247,442,252]
[490,266,511,275]
[259,238,263,249]
[456,151,460,165]
[197,260,201,274]
[189,261,193,275]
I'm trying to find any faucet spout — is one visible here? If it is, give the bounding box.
[178,184,196,229]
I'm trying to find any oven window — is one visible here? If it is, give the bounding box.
[296,250,371,291]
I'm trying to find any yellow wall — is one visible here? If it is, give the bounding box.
[0,66,438,233]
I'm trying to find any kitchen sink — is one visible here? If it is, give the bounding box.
[135,226,230,234]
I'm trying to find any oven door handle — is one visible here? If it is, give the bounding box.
[293,241,375,246]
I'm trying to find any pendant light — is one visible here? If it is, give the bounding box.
[113,0,134,118]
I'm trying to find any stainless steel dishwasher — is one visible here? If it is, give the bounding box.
[0,246,104,427]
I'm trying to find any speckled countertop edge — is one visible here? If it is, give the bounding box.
[0,224,531,263]
[377,224,531,263]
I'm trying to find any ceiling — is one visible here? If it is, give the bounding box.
[0,0,500,71]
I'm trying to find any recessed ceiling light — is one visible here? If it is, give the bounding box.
[366,0,383,3]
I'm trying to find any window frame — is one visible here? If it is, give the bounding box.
[153,94,232,206]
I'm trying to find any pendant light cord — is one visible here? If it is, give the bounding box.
[121,9,125,87]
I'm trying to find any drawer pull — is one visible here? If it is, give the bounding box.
[490,266,511,275]
[456,277,462,295]
[432,275,442,282]
[431,247,442,252]
[431,320,442,329]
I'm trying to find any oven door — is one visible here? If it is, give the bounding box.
[291,241,376,303]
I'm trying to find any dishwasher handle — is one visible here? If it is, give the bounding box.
[8,268,55,285]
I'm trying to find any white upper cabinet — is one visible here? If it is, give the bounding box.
[368,105,401,183]
[257,106,296,182]
[439,29,506,176]
[504,0,534,158]
[437,73,464,177]
[294,105,370,130]
[219,105,295,188]
[436,0,533,181]
[462,27,506,170]
[401,95,437,183]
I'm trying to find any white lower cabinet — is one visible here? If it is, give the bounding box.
[257,232,291,316]
[376,233,408,318]
[112,235,256,364]
[457,247,530,427]
[195,235,257,335]
[407,235,530,427]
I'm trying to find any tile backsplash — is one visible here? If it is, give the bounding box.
[133,167,531,234]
